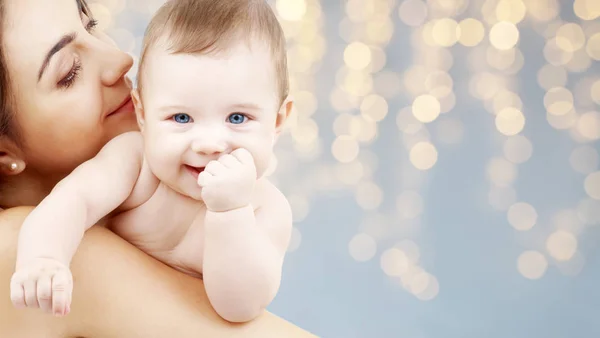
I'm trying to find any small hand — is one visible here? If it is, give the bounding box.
[10,257,73,316]
[198,148,256,212]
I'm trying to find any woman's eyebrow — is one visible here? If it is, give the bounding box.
[37,33,77,82]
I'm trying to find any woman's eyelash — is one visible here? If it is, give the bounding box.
[58,59,82,89]
[86,19,98,32]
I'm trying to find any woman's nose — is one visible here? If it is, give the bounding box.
[99,44,134,86]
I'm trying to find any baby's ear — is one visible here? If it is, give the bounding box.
[275,95,294,136]
[131,89,145,131]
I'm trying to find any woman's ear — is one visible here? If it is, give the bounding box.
[0,137,26,176]
[275,95,294,137]
[131,89,146,132]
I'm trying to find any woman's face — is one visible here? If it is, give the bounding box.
[3,0,138,178]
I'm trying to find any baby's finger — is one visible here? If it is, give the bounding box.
[9,276,26,309]
[231,148,254,165]
[24,280,39,308]
[51,273,71,316]
[218,154,239,168]
[37,275,53,313]
[204,161,226,175]
[197,171,214,187]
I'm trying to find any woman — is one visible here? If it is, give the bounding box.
[0,0,313,336]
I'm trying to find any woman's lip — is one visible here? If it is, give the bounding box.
[107,97,134,117]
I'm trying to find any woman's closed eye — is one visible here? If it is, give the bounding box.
[227,113,249,124]
[172,113,193,124]
[56,19,98,90]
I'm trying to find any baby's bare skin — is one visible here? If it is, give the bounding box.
[10,39,294,322]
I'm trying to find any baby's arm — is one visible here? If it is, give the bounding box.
[10,131,144,316]
[199,150,292,322]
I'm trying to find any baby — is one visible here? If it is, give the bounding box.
[10,0,294,322]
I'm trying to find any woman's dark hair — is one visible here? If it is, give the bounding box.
[0,0,92,142]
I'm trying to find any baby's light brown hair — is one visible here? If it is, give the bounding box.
[137,0,289,106]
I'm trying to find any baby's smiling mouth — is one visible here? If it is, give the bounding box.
[185,165,205,179]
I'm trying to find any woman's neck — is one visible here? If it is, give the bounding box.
[0,170,59,208]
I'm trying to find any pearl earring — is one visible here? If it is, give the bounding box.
[9,163,17,171]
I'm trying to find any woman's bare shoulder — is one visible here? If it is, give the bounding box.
[0,207,315,338]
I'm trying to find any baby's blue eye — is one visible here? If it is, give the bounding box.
[173,113,192,124]
[228,113,247,124]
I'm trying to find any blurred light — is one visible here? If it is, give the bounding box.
[349,233,377,262]
[407,269,430,295]
[425,71,453,98]
[489,186,517,211]
[361,95,388,122]
[577,198,600,224]
[395,240,421,263]
[436,117,464,145]
[503,135,533,164]
[291,118,319,145]
[287,227,302,252]
[409,142,438,170]
[553,209,585,235]
[276,0,307,21]
[495,0,526,24]
[492,90,523,114]
[591,80,600,104]
[487,157,518,186]
[584,171,600,199]
[330,87,360,112]
[88,3,112,30]
[486,47,516,70]
[432,18,459,47]
[544,87,574,116]
[489,21,520,50]
[574,0,600,20]
[555,23,586,52]
[544,39,574,66]
[356,181,384,210]
[470,72,506,100]
[537,64,568,90]
[398,0,428,27]
[380,248,410,276]
[570,146,599,174]
[517,251,548,280]
[396,190,424,219]
[412,95,441,123]
[546,230,578,261]
[565,49,593,73]
[439,91,457,113]
[525,0,559,22]
[366,46,387,73]
[458,18,485,46]
[586,33,600,60]
[345,0,374,22]
[507,202,538,231]
[547,109,578,130]
[295,91,318,117]
[495,107,526,136]
[414,273,440,301]
[397,107,424,134]
[344,42,372,70]
[577,111,600,140]
[288,194,310,222]
[335,161,364,185]
[332,135,360,163]
[373,71,402,99]
[366,18,395,45]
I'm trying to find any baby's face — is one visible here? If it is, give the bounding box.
[135,40,286,199]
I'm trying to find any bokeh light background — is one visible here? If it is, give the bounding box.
[90,0,599,337]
